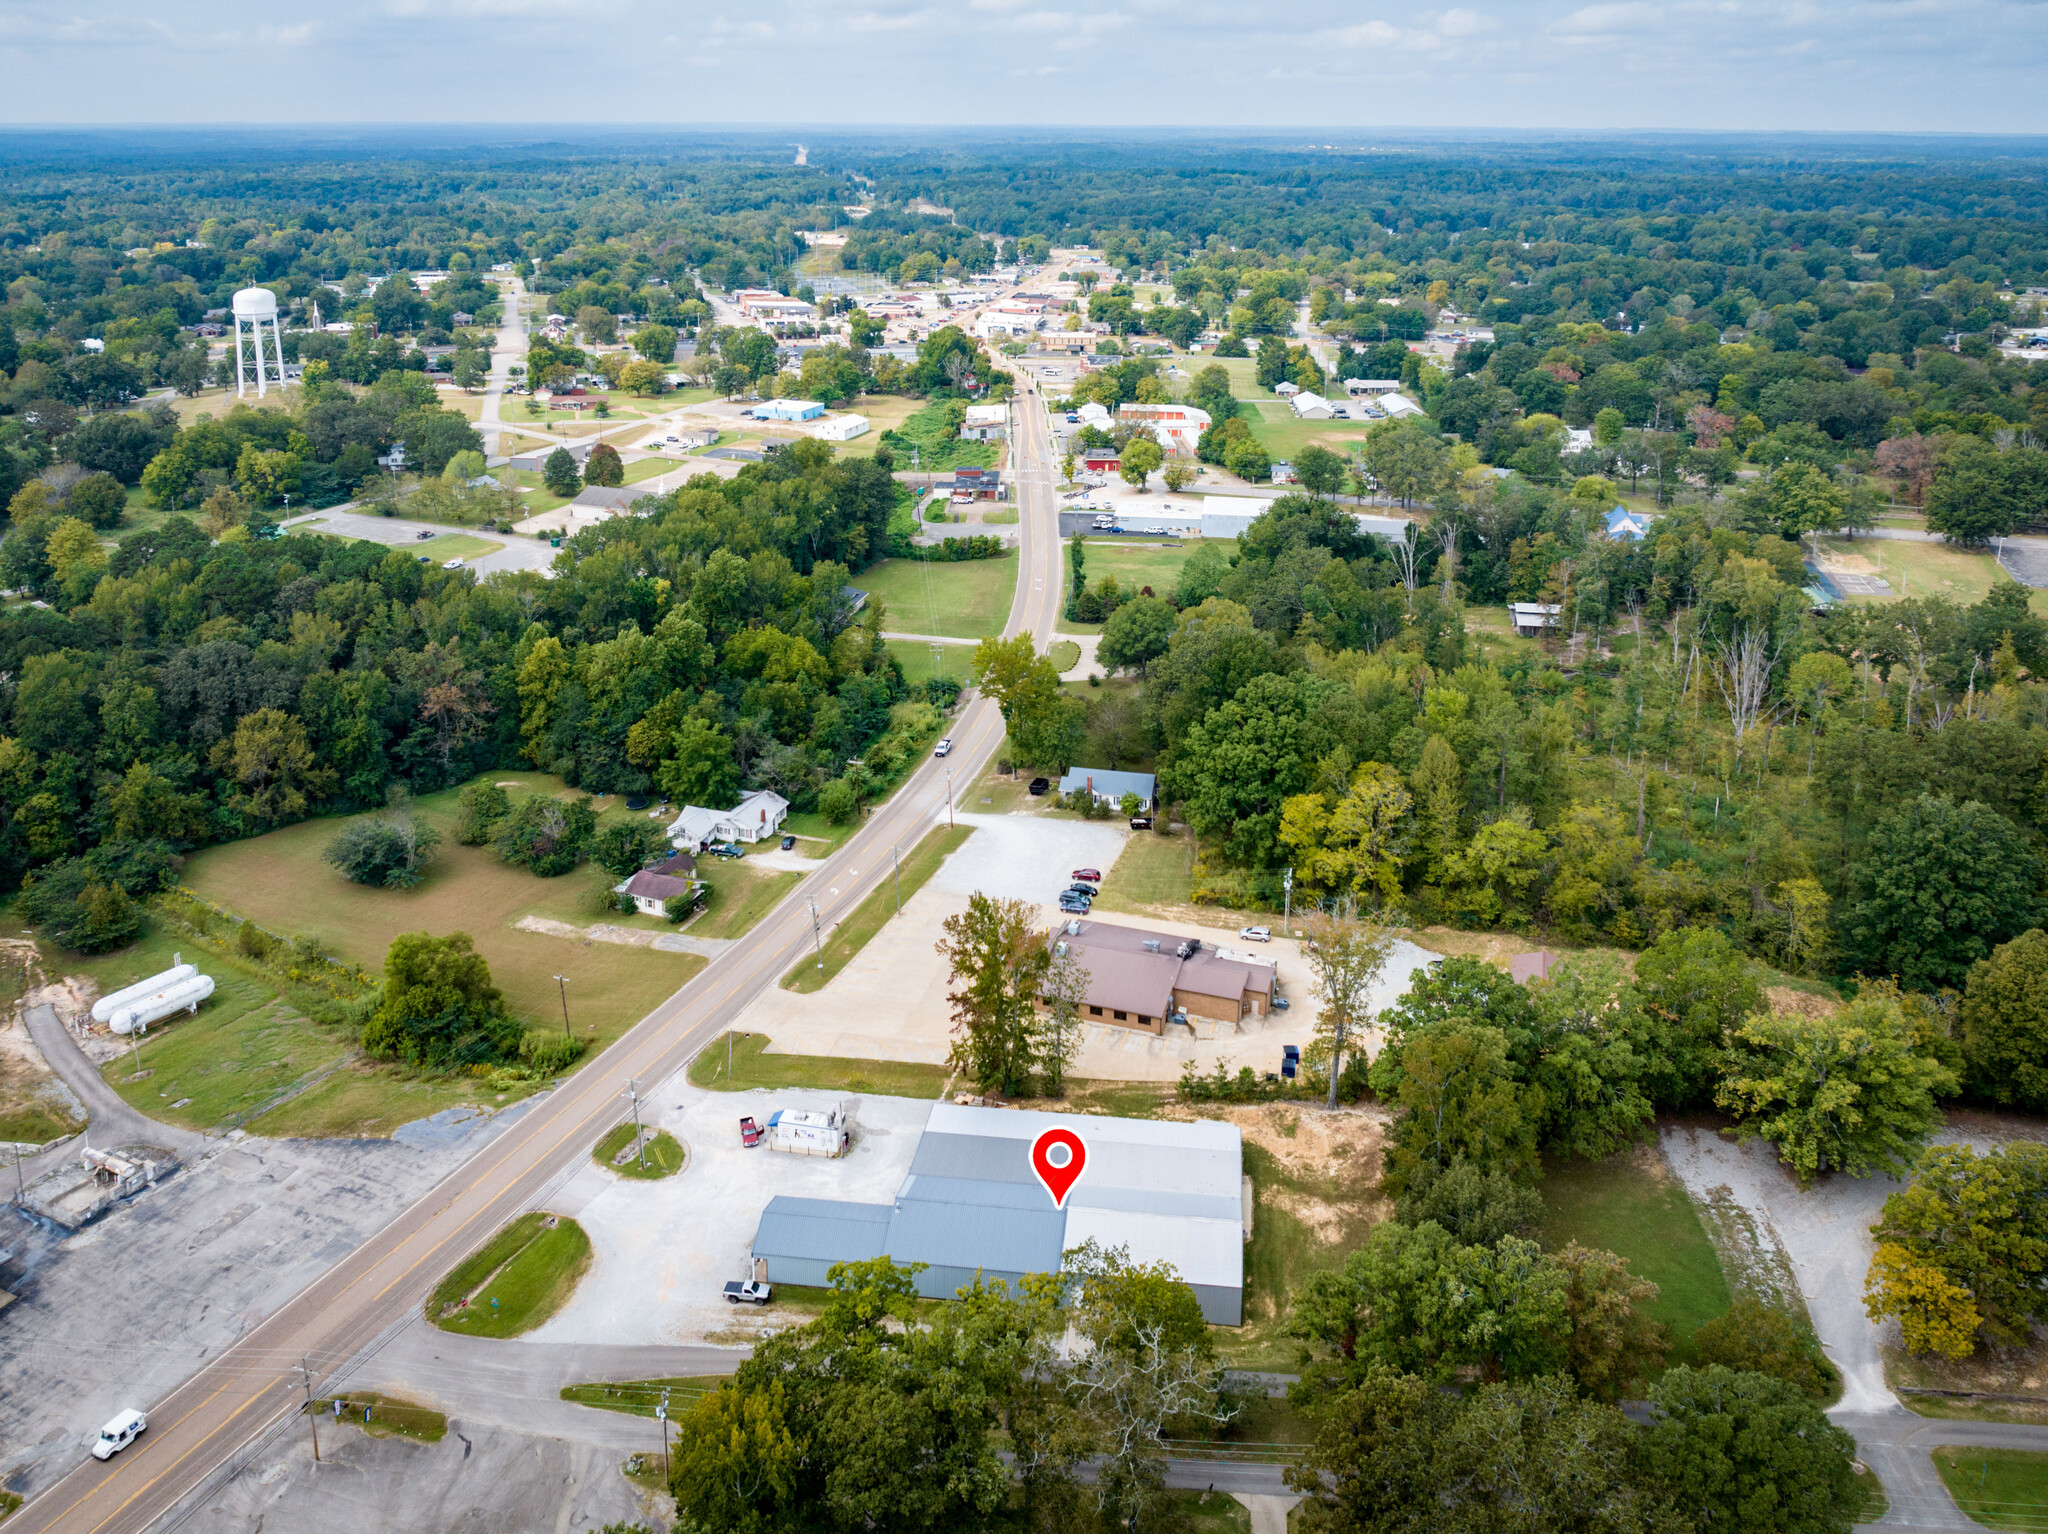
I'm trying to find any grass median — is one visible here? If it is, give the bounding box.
[688,1031,951,1099]
[312,1392,447,1444]
[592,1123,686,1178]
[561,1375,728,1419]
[427,1211,591,1337]
[1934,1447,2047,1530]
[780,824,971,993]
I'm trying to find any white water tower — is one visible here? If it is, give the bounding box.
[232,286,286,399]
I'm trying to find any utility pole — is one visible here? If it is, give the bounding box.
[128,1022,144,1076]
[623,1078,646,1170]
[1282,868,1293,937]
[295,1358,321,1463]
[553,974,571,1038]
[944,764,954,829]
[658,1388,671,1481]
[891,843,903,914]
[806,896,824,971]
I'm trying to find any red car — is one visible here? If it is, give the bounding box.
[1072,868,1102,883]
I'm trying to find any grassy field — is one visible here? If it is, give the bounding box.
[878,400,998,472]
[311,1392,448,1445]
[1227,1133,1382,1370]
[417,532,503,561]
[781,824,971,992]
[1538,1149,1732,1358]
[1463,604,1552,667]
[825,395,923,459]
[859,551,1018,639]
[1173,1490,1253,1532]
[1093,828,1197,916]
[688,1031,953,1098]
[884,636,974,687]
[1932,1447,2048,1530]
[427,1211,591,1338]
[560,1375,727,1419]
[592,1123,687,1178]
[181,773,706,1070]
[1049,639,1081,673]
[1244,402,1378,463]
[1074,537,1212,596]
[1817,534,2048,617]
[689,858,801,941]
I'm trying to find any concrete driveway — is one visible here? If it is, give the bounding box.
[285,509,557,578]
[525,1084,933,1346]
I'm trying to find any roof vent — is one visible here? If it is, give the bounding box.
[1143,939,1162,953]
[1176,942,1191,958]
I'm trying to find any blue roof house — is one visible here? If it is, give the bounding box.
[1605,505,1652,542]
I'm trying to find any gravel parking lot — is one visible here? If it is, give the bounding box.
[0,1111,528,1500]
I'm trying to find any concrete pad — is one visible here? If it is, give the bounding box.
[528,1085,932,1346]
[1234,1493,1303,1534]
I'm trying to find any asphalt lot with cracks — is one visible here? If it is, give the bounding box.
[0,1108,528,1501]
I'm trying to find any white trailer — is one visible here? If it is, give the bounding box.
[110,973,215,1035]
[91,959,197,1023]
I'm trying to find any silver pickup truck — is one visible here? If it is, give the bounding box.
[723,1279,772,1306]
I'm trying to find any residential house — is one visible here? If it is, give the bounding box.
[960,404,1008,441]
[1343,378,1402,396]
[615,868,700,916]
[1604,505,1651,542]
[1508,602,1562,636]
[1380,393,1427,418]
[1273,381,1301,398]
[1056,767,1156,808]
[1270,461,1298,485]
[668,789,791,849]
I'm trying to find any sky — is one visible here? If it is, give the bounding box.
[3,0,2047,132]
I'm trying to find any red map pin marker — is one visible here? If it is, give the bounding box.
[1031,1127,1088,1208]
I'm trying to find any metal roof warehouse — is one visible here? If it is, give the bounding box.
[751,1102,1247,1323]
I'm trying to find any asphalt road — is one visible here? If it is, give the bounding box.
[11,364,1064,1534]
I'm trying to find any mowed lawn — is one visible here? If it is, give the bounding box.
[1932,1447,2048,1531]
[1539,1149,1732,1358]
[1817,534,2048,617]
[181,773,705,1056]
[883,636,974,688]
[859,551,1018,639]
[1243,402,1378,463]
[1073,538,1215,598]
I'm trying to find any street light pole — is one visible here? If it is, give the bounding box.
[553,974,571,1038]
[623,1077,645,1170]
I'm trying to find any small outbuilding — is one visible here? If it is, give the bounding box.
[1057,767,1156,807]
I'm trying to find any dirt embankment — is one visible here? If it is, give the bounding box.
[0,938,89,1141]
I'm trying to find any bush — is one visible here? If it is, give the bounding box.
[664,891,700,923]
[324,814,441,888]
[495,793,597,876]
[454,781,511,845]
[592,816,669,877]
[818,778,858,825]
[517,1031,586,1074]
[1689,1298,1839,1401]
[19,842,182,953]
[362,930,522,1068]
[237,919,272,959]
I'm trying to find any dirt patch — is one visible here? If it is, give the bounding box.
[1815,548,1881,576]
[1888,1330,2048,1421]
[1766,986,1838,1020]
[1936,1108,2048,1146]
[1176,1101,1393,1231]
[1410,927,1543,966]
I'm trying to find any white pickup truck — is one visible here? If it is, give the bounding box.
[723,1279,772,1306]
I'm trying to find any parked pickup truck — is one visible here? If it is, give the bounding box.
[723,1279,772,1306]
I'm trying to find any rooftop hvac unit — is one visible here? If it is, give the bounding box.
[1143,940,1162,953]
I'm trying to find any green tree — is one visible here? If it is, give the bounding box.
[1751,462,1845,542]
[1633,927,1764,1109]
[1690,1298,1839,1400]
[584,442,624,487]
[1393,1158,1543,1246]
[494,793,598,876]
[68,471,127,530]
[1865,1141,2048,1353]
[1097,594,1175,677]
[1846,794,2040,990]
[631,323,678,363]
[453,781,510,845]
[1294,444,1346,498]
[1382,1022,1539,1197]
[542,446,581,497]
[936,892,1051,1096]
[361,930,522,1066]
[1640,1366,1861,1534]
[575,304,618,344]
[323,811,440,889]
[1958,928,2048,1111]
[1554,1242,1668,1403]
[1717,993,1957,1183]
[208,708,336,828]
[1119,436,1163,490]
[667,1382,804,1534]
[591,816,668,877]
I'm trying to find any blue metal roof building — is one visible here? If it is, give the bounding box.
[750,1103,1245,1323]
[1057,768,1157,807]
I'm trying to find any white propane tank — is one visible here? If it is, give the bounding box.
[91,958,197,1023]
[110,973,215,1035]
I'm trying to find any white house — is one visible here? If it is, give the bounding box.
[1289,391,1336,420]
[960,404,1008,442]
[1273,381,1301,398]
[812,414,871,441]
[668,789,791,850]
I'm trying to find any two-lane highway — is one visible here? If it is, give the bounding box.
[15,365,1067,1534]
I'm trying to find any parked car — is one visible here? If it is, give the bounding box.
[934,737,953,757]
[1272,996,1291,1010]
[1238,926,1272,943]
[415,529,435,541]
[1128,816,1152,830]
[780,834,796,850]
[1072,868,1102,882]
[1027,777,1051,796]
[92,1409,146,1460]
[707,842,743,859]
[739,1116,763,1147]
[1066,884,1098,899]
[442,557,464,570]
[723,1279,773,1306]
[1058,894,1091,913]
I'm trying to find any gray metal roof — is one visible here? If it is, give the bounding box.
[884,1197,1066,1277]
[753,1197,892,1263]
